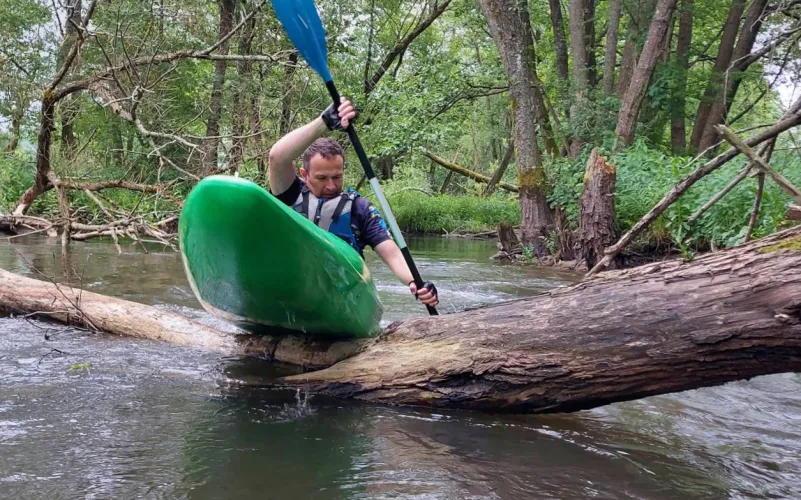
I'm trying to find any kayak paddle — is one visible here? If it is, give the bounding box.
[270,0,438,315]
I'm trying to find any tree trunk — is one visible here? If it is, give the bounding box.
[477,0,554,255]
[252,66,266,183]
[584,0,598,88]
[615,0,678,148]
[616,24,638,97]
[0,269,360,369]
[578,148,617,269]
[228,13,255,174]
[5,228,800,414]
[58,0,82,160]
[602,0,622,95]
[497,222,522,253]
[697,0,768,153]
[670,0,694,154]
[787,205,801,221]
[548,0,570,82]
[689,0,746,152]
[483,140,515,196]
[376,155,394,180]
[5,110,22,153]
[423,150,518,193]
[14,96,56,215]
[569,0,590,156]
[202,0,235,174]
[279,52,299,136]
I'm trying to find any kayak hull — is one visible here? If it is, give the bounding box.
[179,175,383,338]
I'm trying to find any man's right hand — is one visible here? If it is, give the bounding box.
[321,98,356,131]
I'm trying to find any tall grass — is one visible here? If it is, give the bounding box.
[382,191,520,234]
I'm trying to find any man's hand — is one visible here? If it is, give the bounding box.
[321,98,356,131]
[409,281,439,307]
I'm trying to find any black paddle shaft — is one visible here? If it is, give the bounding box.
[325,81,438,316]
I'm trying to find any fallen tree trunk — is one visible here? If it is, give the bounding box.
[278,226,801,412]
[788,205,801,220]
[0,268,363,369]
[423,150,519,193]
[1,227,800,413]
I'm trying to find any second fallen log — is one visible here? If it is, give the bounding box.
[423,150,519,193]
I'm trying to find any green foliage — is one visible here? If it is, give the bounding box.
[0,150,36,210]
[544,140,801,251]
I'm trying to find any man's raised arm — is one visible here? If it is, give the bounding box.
[267,100,355,195]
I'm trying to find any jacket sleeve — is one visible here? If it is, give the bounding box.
[353,197,392,249]
[273,176,302,206]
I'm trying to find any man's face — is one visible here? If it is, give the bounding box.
[302,153,344,199]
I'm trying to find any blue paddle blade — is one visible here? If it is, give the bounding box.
[271,0,332,82]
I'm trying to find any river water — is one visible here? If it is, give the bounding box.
[1,235,800,499]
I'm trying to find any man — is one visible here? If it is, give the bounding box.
[268,98,439,308]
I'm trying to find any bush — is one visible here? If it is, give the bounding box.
[545,139,801,250]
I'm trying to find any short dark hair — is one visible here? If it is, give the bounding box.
[303,138,345,172]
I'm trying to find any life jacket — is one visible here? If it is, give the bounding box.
[292,183,362,256]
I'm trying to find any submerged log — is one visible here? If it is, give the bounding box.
[1,227,801,413]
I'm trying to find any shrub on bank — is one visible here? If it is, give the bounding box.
[382,191,520,234]
[546,140,801,250]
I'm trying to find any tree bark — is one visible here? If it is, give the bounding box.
[423,150,518,193]
[602,0,622,95]
[548,0,570,82]
[202,0,235,173]
[578,148,617,269]
[689,0,746,152]
[228,12,256,174]
[477,0,554,255]
[670,0,694,154]
[787,205,801,221]
[615,0,678,148]
[697,0,769,152]
[4,228,801,413]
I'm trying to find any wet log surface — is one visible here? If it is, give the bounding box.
[1,227,800,413]
[278,226,801,413]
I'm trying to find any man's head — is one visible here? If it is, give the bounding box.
[301,138,345,199]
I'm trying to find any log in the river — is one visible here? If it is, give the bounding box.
[0,269,363,369]
[1,227,800,413]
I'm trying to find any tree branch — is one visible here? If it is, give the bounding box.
[365,0,453,94]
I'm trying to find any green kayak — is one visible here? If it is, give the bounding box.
[179,175,384,338]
